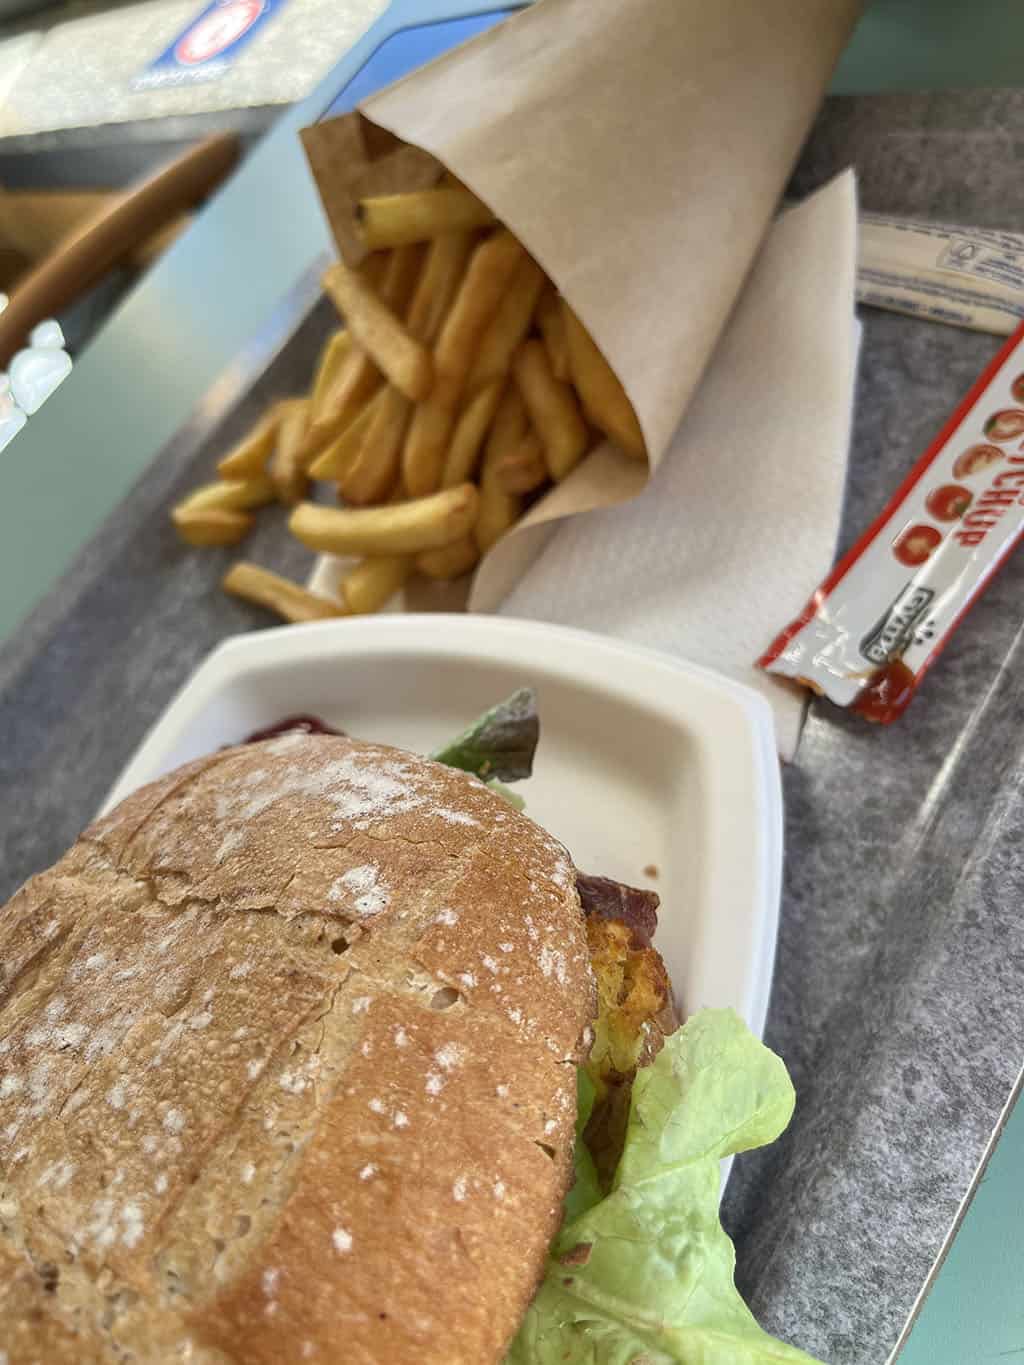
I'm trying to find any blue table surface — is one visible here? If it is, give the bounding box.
[1,2,1021,1358]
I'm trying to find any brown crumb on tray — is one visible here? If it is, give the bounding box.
[643,864,659,879]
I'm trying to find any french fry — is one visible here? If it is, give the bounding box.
[441,381,503,489]
[465,257,546,396]
[391,236,477,498]
[405,232,475,344]
[309,388,388,482]
[495,430,548,494]
[475,462,522,553]
[310,330,353,421]
[304,352,383,459]
[475,387,527,553]
[340,384,411,506]
[435,229,525,386]
[304,249,422,456]
[401,383,460,498]
[416,536,480,580]
[357,189,496,250]
[216,403,285,480]
[513,340,589,481]
[561,302,646,460]
[269,398,312,505]
[178,475,276,514]
[485,385,529,459]
[172,506,253,547]
[537,288,570,382]
[384,243,428,318]
[402,230,525,496]
[340,555,411,614]
[322,260,433,402]
[222,562,344,624]
[289,484,480,557]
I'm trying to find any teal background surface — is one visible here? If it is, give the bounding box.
[836,0,1024,94]
[896,1072,1024,1363]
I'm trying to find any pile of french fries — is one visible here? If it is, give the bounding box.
[171,185,646,624]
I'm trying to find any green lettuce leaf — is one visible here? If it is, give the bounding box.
[564,1069,602,1225]
[486,778,527,812]
[506,1009,821,1365]
[430,688,539,783]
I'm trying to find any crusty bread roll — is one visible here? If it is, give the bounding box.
[0,734,594,1363]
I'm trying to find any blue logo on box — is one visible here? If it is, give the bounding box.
[134,0,287,90]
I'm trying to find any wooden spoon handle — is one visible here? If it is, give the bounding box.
[0,132,239,367]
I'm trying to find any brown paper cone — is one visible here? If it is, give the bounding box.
[302,0,861,611]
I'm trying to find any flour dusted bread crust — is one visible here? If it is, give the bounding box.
[0,734,594,1363]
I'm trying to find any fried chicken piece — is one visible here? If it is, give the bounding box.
[583,914,678,1186]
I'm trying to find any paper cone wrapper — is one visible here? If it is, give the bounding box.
[301,0,861,610]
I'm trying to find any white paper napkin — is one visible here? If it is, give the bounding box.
[494,170,859,761]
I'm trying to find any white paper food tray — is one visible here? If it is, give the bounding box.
[102,615,783,1040]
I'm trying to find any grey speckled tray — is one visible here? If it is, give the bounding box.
[4,90,1024,1365]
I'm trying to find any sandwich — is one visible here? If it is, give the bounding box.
[0,694,816,1363]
